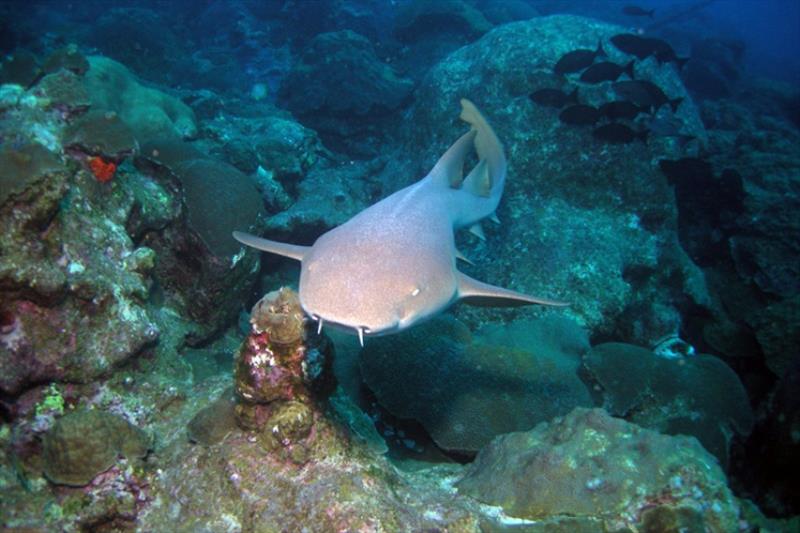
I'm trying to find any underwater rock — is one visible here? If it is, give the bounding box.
[457,408,742,531]
[83,7,187,86]
[141,411,478,531]
[279,29,412,153]
[187,391,237,446]
[0,96,159,394]
[132,140,264,342]
[583,342,754,466]
[281,30,412,117]
[253,116,321,184]
[42,409,150,486]
[83,55,197,143]
[233,288,335,464]
[691,94,800,376]
[360,315,592,453]
[171,158,264,257]
[264,157,378,240]
[387,14,709,345]
[394,0,492,42]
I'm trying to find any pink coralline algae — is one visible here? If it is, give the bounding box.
[232,287,334,463]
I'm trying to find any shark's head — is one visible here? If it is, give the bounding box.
[298,228,457,343]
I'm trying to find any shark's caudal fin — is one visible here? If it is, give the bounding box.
[232,231,309,261]
[456,272,569,307]
[459,99,506,199]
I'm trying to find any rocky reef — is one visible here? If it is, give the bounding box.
[1,2,798,530]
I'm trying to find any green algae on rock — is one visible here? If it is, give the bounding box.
[457,408,742,531]
[42,409,150,486]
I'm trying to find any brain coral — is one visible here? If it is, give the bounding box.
[63,110,138,159]
[84,55,197,143]
[42,409,150,486]
[583,342,754,466]
[360,315,592,453]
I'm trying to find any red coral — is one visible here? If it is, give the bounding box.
[87,156,117,183]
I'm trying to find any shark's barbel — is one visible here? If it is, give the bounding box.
[234,99,567,345]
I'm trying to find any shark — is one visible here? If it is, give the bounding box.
[234,99,567,346]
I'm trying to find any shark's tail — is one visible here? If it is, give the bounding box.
[459,99,507,200]
[425,99,508,233]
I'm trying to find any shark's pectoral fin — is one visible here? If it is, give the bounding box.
[232,231,309,262]
[456,272,569,307]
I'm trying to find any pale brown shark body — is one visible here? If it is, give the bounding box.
[234,99,566,345]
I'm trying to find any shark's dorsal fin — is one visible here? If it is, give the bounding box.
[233,231,309,262]
[456,271,569,307]
[429,129,477,188]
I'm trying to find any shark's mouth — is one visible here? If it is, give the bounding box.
[306,311,397,346]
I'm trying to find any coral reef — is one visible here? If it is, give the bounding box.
[42,409,150,486]
[457,408,742,531]
[0,2,797,528]
[233,288,335,453]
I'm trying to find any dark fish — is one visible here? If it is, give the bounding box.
[613,80,683,112]
[599,100,646,121]
[579,61,635,84]
[559,104,601,126]
[611,34,658,59]
[611,34,688,68]
[529,87,579,108]
[554,42,606,75]
[660,159,744,209]
[658,157,711,183]
[623,5,655,18]
[593,123,648,144]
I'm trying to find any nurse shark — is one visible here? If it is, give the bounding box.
[234,99,566,345]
